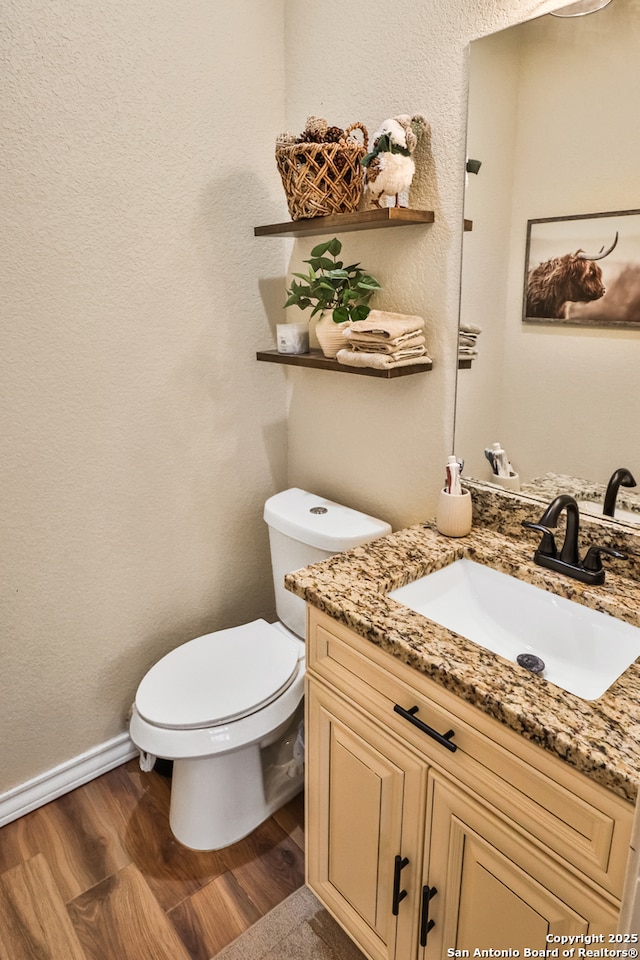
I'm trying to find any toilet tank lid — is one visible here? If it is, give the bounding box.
[264,488,392,552]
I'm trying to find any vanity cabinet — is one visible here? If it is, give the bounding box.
[305,607,633,960]
[308,682,425,960]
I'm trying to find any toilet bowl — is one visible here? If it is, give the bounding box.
[129,618,306,850]
[129,488,391,850]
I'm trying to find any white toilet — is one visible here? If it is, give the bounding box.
[129,488,391,850]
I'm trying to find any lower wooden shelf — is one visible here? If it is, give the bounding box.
[258,350,474,374]
[256,349,433,379]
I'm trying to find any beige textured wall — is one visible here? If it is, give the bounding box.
[281,0,561,532]
[1,0,567,797]
[1,0,288,792]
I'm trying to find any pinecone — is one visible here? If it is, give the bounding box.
[295,117,345,144]
[324,125,345,143]
[276,132,297,147]
[304,116,328,139]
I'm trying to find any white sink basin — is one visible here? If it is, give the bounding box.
[388,559,640,700]
[577,499,640,525]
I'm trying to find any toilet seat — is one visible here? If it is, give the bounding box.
[134,619,302,730]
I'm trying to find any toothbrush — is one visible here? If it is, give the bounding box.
[484,447,499,475]
[446,456,462,496]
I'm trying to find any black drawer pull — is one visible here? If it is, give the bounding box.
[392,855,409,915]
[393,704,457,752]
[420,885,438,946]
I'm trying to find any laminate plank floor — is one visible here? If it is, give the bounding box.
[0,854,86,960]
[0,759,305,959]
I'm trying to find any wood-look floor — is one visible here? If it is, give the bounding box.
[0,759,305,960]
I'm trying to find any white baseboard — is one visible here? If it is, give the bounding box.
[0,733,138,828]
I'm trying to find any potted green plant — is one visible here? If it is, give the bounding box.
[283,237,381,357]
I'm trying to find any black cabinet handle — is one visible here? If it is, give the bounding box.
[393,704,457,752]
[392,855,409,915]
[420,885,438,946]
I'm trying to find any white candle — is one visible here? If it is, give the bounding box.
[276,323,309,355]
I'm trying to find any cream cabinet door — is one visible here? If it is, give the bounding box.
[422,774,619,958]
[306,680,426,960]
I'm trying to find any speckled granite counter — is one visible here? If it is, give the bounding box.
[477,471,640,524]
[286,486,640,803]
[522,472,640,521]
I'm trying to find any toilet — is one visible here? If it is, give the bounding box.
[129,487,391,850]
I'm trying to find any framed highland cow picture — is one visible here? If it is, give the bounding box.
[523,209,640,327]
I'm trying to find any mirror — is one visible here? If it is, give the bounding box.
[454,0,640,512]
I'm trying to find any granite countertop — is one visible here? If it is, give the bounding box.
[286,484,640,803]
[521,472,640,520]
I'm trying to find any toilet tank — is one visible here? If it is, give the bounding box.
[264,488,392,639]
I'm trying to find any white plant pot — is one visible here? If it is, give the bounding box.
[314,312,351,359]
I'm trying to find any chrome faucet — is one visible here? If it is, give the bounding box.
[522,494,626,585]
[603,467,636,518]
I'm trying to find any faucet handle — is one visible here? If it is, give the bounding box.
[582,544,628,573]
[522,521,557,558]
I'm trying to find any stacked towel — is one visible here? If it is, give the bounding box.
[458,321,482,360]
[337,310,431,369]
[334,350,430,370]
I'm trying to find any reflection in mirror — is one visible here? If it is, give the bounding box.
[550,0,613,14]
[454,0,640,518]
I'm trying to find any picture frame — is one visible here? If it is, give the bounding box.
[522,209,640,327]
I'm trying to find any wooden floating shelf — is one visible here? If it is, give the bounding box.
[256,349,433,379]
[254,207,435,238]
[258,350,473,374]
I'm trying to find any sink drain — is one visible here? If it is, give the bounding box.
[516,653,545,675]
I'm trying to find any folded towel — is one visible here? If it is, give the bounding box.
[359,344,426,361]
[458,334,479,347]
[336,348,432,369]
[458,348,478,359]
[459,321,482,335]
[345,327,424,347]
[348,333,426,355]
[348,310,425,340]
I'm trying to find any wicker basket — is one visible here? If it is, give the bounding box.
[275,122,368,221]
